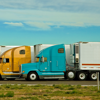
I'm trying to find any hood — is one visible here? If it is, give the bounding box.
[22,62,37,68]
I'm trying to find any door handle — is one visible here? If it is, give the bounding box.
[18,62,19,67]
[48,61,49,66]
[57,61,58,66]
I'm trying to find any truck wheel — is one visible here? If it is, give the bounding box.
[89,72,97,81]
[0,78,4,80]
[0,76,4,80]
[28,72,38,81]
[77,72,87,80]
[67,71,75,80]
[25,78,29,81]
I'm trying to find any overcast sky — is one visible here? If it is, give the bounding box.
[0,0,100,45]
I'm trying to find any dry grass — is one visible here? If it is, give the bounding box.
[0,84,99,100]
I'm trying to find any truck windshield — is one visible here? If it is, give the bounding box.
[35,57,40,62]
[0,58,2,63]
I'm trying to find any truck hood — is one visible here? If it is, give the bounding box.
[21,63,37,72]
[22,63,37,67]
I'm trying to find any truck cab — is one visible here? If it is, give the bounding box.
[0,46,31,80]
[21,44,66,81]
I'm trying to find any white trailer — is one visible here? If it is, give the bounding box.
[66,42,100,81]
[0,46,18,56]
[79,42,100,71]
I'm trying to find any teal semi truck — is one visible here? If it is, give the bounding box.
[21,42,99,81]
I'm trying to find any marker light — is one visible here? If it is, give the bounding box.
[23,71,25,73]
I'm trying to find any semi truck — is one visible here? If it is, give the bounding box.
[0,46,33,80]
[0,44,55,80]
[21,42,100,81]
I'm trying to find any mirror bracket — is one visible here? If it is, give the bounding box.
[41,56,44,63]
[3,58,6,63]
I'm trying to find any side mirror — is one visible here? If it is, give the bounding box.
[3,58,6,63]
[41,57,44,63]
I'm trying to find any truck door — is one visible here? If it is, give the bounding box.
[12,47,25,72]
[39,56,50,72]
[12,46,31,72]
[1,50,13,72]
[51,45,66,71]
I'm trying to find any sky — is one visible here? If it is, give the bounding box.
[0,0,100,46]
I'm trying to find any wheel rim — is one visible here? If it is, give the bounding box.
[30,73,36,80]
[79,73,86,80]
[91,73,97,80]
[68,72,74,79]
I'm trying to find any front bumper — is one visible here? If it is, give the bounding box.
[21,74,27,78]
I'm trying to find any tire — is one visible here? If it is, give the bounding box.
[0,75,4,80]
[66,71,75,80]
[28,72,38,81]
[77,72,87,81]
[25,78,29,81]
[89,72,97,81]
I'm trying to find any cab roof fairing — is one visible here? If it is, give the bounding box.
[36,44,65,58]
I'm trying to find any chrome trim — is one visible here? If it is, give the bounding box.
[42,73,63,74]
[3,72,20,74]
[30,46,34,63]
[6,77,18,78]
[44,77,64,79]
[57,61,58,66]
[20,64,22,74]
[48,61,49,66]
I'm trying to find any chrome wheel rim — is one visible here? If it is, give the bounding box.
[79,73,85,80]
[30,73,36,80]
[68,72,74,78]
[91,73,97,80]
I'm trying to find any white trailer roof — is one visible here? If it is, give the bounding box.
[0,46,18,56]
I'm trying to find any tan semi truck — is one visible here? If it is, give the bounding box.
[0,46,32,80]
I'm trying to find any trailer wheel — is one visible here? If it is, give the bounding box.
[66,71,75,80]
[89,72,97,81]
[28,72,38,81]
[77,72,87,81]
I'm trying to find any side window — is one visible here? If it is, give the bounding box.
[6,58,9,63]
[0,58,2,63]
[3,58,9,63]
[44,57,47,62]
[41,57,47,62]
[58,48,64,53]
[20,50,25,54]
